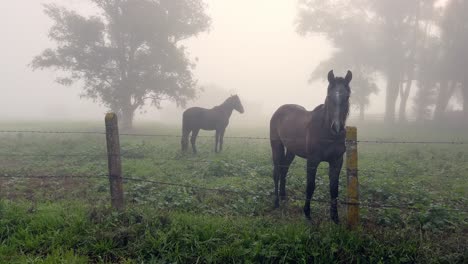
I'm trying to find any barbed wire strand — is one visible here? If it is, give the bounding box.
[0,174,108,180]
[0,130,106,135]
[1,174,466,212]
[1,130,468,145]
[0,151,451,177]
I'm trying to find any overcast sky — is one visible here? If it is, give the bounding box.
[0,0,388,122]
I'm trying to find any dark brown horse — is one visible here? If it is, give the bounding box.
[270,70,352,223]
[182,95,244,153]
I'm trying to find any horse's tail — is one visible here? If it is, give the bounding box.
[181,111,190,152]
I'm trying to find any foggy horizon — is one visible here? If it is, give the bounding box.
[0,0,463,124]
[1,0,390,123]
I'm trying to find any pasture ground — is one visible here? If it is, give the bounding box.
[0,121,467,263]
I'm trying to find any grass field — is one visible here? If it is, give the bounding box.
[0,121,467,263]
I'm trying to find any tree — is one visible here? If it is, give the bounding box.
[297,0,379,120]
[297,0,437,123]
[32,0,210,129]
[439,0,468,121]
[413,40,440,122]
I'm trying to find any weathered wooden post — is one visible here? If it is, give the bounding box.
[105,113,124,211]
[346,126,359,229]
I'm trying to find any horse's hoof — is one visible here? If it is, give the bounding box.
[331,217,339,224]
[303,207,311,217]
[330,213,339,224]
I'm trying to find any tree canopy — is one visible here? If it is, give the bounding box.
[32,0,211,128]
[297,0,445,123]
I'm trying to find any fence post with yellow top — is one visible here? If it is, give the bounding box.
[346,126,359,229]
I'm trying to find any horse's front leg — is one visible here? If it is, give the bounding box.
[219,128,226,152]
[329,157,343,224]
[304,159,319,220]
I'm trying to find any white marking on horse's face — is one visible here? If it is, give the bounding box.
[329,83,350,135]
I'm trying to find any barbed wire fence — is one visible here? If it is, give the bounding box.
[1,115,467,227]
[3,129,468,145]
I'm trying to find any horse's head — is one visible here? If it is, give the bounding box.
[326,70,352,135]
[229,95,245,114]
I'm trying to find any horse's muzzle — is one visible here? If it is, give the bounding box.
[331,121,344,135]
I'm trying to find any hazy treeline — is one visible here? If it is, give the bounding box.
[297,0,468,124]
[30,0,468,128]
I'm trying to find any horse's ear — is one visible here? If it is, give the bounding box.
[345,70,353,85]
[327,70,335,84]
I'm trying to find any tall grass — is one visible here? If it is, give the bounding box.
[1,201,466,263]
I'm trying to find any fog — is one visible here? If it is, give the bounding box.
[0,0,464,125]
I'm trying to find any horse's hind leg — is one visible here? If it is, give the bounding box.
[280,150,295,200]
[271,140,285,208]
[304,159,319,220]
[181,128,190,152]
[214,130,219,153]
[191,129,200,154]
[328,157,343,224]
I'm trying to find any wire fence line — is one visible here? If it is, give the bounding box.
[1,130,468,145]
[1,174,466,213]
[0,130,107,135]
[0,150,458,178]
[1,128,467,215]
[0,150,453,177]
[0,174,108,180]
[0,153,109,158]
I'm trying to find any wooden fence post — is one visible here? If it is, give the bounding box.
[346,126,359,229]
[105,113,124,211]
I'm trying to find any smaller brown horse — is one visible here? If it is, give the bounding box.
[270,70,352,223]
[182,95,244,153]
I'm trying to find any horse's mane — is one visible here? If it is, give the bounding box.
[220,95,237,106]
[212,95,237,110]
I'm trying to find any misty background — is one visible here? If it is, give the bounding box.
[0,0,464,127]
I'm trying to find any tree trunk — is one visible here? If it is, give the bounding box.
[433,81,454,121]
[414,81,425,121]
[115,99,136,131]
[397,3,421,124]
[413,79,433,122]
[398,79,413,123]
[384,72,400,124]
[359,103,365,121]
[462,82,468,122]
[121,110,135,131]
